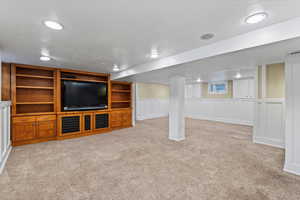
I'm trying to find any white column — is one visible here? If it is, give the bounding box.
[169,76,185,141]
[284,55,300,175]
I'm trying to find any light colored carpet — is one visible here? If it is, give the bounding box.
[1,118,300,200]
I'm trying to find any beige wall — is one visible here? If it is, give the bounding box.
[266,63,285,98]
[202,80,233,98]
[137,83,169,100]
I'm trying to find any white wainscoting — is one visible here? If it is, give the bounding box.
[136,99,169,120]
[253,99,285,149]
[0,101,12,174]
[185,98,254,126]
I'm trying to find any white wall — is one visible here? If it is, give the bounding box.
[284,55,300,175]
[253,65,285,149]
[135,83,169,120]
[185,98,254,126]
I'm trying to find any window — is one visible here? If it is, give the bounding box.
[208,81,228,94]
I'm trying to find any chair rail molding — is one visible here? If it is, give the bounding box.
[0,101,12,174]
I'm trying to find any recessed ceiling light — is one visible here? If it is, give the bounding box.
[196,78,201,82]
[40,56,51,61]
[113,65,120,72]
[150,49,159,59]
[43,20,64,30]
[245,12,268,24]
[201,33,215,40]
[235,73,242,79]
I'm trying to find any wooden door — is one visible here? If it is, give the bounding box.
[122,110,132,127]
[111,111,122,128]
[13,117,36,142]
[36,115,56,138]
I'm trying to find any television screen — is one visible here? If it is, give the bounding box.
[62,80,107,111]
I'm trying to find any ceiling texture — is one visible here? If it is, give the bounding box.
[1,0,300,82]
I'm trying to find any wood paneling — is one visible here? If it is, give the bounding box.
[1,63,11,100]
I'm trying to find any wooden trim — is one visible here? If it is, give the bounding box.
[1,63,11,101]
[11,64,16,115]
[60,68,109,77]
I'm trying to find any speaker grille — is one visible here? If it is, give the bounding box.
[84,115,91,131]
[62,116,80,134]
[95,114,109,129]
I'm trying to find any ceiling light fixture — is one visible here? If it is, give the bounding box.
[235,73,242,79]
[245,12,268,24]
[40,56,51,61]
[150,49,159,59]
[196,78,201,82]
[113,65,120,72]
[201,33,215,40]
[43,20,64,30]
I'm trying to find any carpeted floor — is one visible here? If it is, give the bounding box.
[1,118,300,200]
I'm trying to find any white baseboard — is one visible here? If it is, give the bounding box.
[253,136,285,149]
[186,114,253,126]
[0,145,12,174]
[169,137,185,141]
[284,163,300,176]
[137,113,169,121]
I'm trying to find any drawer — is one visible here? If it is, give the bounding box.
[36,115,56,122]
[13,116,36,123]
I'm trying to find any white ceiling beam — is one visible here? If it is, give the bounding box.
[112,17,300,80]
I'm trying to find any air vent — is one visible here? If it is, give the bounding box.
[95,114,109,129]
[290,51,300,55]
[62,116,80,134]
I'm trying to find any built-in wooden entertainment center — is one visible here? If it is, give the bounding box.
[8,63,132,146]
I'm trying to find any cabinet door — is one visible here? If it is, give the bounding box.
[122,111,132,127]
[111,111,122,128]
[36,115,56,138]
[13,117,36,142]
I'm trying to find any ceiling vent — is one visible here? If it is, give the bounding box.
[290,51,300,55]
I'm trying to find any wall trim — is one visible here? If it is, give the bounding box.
[186,114,253,126]
[0,145,12,174]
[284,163,300,176]
[253,136,285,149]
[137,113,169,121]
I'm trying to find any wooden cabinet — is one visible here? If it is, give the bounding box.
[111,109,132,128]
[36,115,56,138]
[12,115,57,145]
[13,117,36,142]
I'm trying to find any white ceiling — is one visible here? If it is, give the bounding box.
[1,0,300,73]
[120,37,300,84]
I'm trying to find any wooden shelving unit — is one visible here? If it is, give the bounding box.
[10,63,132,146]
[111,81,131,109]
[12,64,56,115]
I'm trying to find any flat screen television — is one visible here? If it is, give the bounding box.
[62,80,108,111]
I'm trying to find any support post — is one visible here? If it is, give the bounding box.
[169,76,185,141]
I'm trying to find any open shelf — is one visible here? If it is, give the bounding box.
[16,102,54,105]
[112,89,131,93]
[112,100,131,103]
[16,86,54,90]
[16,104,54,114]
[13,65,56,115]
[16,74,54,79]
